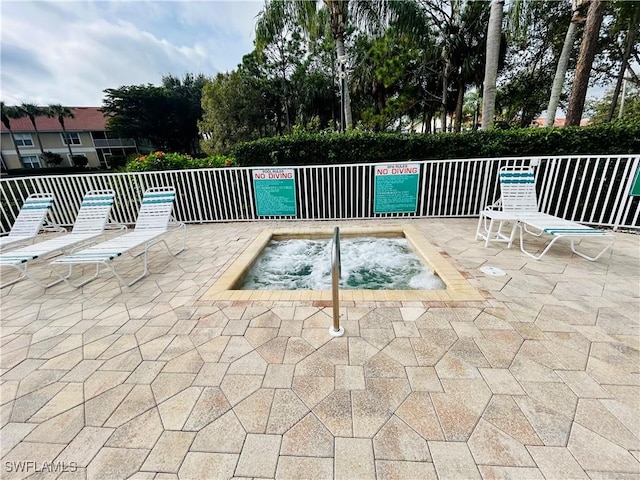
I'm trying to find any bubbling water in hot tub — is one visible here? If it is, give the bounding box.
[238,237,445,290]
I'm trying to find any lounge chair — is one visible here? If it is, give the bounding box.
[50,187,186,288]
[516,212,615,261]
[0,190,116,287]
[0,193,63,250]
[476,166,536,248]
[477,166,615,261]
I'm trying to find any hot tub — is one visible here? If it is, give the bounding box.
[202,225,483,302]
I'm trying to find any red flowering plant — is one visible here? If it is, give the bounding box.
[124,152,236,172]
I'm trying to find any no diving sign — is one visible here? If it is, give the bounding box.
[374,164,420,214]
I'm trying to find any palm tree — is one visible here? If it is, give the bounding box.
[256,0,394,131]
[17,103,46,155]
[606,1,639,121]
[47,104,75,164]
[565,0,605,126]
[545,0,587,127]
[1,102,24,164]
[481,0,504,129]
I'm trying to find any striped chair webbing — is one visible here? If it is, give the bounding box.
[71,191,115,234]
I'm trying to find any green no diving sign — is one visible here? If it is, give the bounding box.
[631,164,640,196]
[374,163,421,214]
[253,168,297,216]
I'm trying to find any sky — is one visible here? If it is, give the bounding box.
[0,0,621,114]
[1,0,264,107]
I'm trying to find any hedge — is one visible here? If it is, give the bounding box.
[123,151,235,172]
[231,122,640,167]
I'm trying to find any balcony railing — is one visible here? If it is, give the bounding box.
[93,138,136,148]
[1,155,638,233]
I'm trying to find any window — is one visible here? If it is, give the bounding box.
[61,132,81,145]
[14,133,34,147]
[22,155,41,169]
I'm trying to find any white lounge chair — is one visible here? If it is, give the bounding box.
[50,187,186,288]
[476,166,536,247]
[0,190,116,287]
[477,166,615,261]
[0,193,63,250]
[516,212,615,261]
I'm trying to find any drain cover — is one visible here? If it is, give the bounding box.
[480,266,506,276]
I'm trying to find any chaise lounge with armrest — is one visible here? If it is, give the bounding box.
[0,190,116,287]
[0,193,64,250]
[476,166,615,261]
[50,186,186,288]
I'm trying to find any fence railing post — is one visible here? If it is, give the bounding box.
[330,226,344,337]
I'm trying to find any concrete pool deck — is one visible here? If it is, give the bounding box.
[1,218,638,479]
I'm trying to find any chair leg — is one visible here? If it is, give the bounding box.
[475,215,486,242]
[0,267,27,288]
[126,248,149,287]
[520,225,615,262]
[518,224,562,260]
[2,262,64,289]
[569,238,615,262]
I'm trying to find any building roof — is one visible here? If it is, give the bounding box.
[0,107,107,133]
[532,117,591,127]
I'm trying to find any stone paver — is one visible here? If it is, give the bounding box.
[1,219,638,479]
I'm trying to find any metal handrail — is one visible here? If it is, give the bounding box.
[330,226,344,337]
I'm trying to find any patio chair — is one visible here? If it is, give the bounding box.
[0,190,116,288]
[475,166,537,247]
[516,212,615,261]
[50,186,186,288]
[477,166,615,261]
[0,193,64,250]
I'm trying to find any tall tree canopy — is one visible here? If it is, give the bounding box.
[196,0,638,152]
[101,74,208,155]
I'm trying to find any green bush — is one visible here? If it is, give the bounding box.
[231,122,640,166]
[40,151,64,166]
[72,155,89,167]
[124,151,236,172]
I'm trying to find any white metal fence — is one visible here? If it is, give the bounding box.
[1,155,639,232]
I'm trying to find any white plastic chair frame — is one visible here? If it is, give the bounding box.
[477,166,614,261]
[50,187,186,288]
[516,212,615,261]
[475,166,536,248]
[0,193,64,250]
[0,190,116,288]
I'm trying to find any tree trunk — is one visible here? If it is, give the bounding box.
[441,60,450,132]
[28,116,45,155]
[336,38,353,130]
[607,9,637,121]
[565,0,605,127]
[545,21,578,127]
[454,79,465,133]
[60,120,74,165]
[481,0,504,130]
[8,128,24,164]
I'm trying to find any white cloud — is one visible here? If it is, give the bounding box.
[0,0,263,106]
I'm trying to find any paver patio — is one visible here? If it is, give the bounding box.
[1,218,638,479]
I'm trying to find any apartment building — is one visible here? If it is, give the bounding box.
[0,107,142,171]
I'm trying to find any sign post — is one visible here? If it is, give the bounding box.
[252,168,297,216]
[373,163,421,214]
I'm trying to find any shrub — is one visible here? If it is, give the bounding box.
[72,155,89,167]
[231,122,640,167]
[123,151,236,172]
[40,151,64,166]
